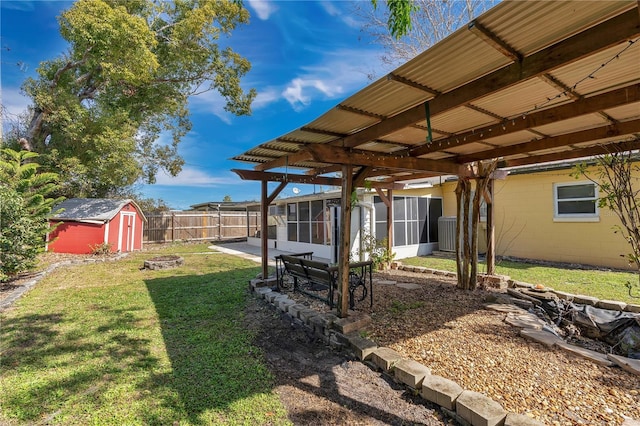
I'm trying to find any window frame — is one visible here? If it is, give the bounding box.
[553,181,599,222]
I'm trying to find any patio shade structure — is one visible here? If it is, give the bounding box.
[232,0,640,317]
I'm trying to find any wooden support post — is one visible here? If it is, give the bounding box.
[338,165,353,318]
[486,179,495,275]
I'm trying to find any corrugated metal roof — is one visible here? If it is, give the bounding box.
[51,198,143,222]
[477,1,636,55]
[232,0,640,184]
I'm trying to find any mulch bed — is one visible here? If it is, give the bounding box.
[282,269,640,426]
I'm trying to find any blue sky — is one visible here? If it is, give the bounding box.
[1,0,390,209]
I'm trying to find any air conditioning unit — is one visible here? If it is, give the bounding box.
[438,216,457,252]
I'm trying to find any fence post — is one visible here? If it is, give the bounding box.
[202,211,207,240]
[171,213,175,242]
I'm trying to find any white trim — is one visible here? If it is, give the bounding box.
[118,212,136,252]
[104,221,110,245]
[130,214,136,251]
[553,216,600,223]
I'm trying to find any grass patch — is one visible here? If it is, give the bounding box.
[0,244,290,425]
[402,256,638,304]
[389,300,425,316]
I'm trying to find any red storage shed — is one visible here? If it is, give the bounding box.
[48,198,146,254]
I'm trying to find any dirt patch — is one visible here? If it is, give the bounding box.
[244,297,451,425]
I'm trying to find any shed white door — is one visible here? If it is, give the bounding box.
[118,212,136,252]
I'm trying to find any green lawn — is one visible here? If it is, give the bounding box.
[0,244,290,425]
[401,256,639,304]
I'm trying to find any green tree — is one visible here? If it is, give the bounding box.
[14,0,255,198]
[370,0,417,39]
[0,149,62,280]
[222,194,232,202]
[361,0,495,66]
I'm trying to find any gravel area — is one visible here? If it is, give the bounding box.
[357,270,640,426]
[284,269,640,425]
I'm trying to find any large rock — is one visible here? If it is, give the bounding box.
[520,329,563,348]
[504,312,546,330]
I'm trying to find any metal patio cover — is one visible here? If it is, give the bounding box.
[232,0,640,184]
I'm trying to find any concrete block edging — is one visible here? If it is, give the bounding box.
[250,280,546,426]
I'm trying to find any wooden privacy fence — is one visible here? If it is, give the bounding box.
[144,211,261,243]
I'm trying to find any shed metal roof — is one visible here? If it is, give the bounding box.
[232,0,640,186]
[51,198,145,223]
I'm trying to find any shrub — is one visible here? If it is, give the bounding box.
[0,149,62,280]
[0,187,50,280]
[90,242,113,256]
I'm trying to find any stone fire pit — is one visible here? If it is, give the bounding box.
[143,255,184,270]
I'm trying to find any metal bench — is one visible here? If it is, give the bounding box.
[279,254,373,309]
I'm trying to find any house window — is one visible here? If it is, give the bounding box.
[287,200,329,244]
[554,182,598,220]
[287,203,297,241]
[374,196,442,247]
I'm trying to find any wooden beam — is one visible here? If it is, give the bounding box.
[499,139,640,167]
[468,20,521,61]
[336,104,385,120]
[305,165,342,176]
[538,73,581,100]
[377,171,441,183]
[353,166,373,188]
[334,9,639,150]
[410,84,640,157]
[456,118,640,163]
[374,187,391,207]
[307,144,461,174]
[254,150,314,171]
[266,181,287,205]
[387,73,439,95]
[300,126,346,138]
[232,169,405,190]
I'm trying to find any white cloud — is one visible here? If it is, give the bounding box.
[319,1,339,16]
[278,48,382,110]
[282,78,342,110]
[188,91,233,124]
[1,87,31,118]
[319,1,361,28]
[252,87,280,109]
[248,0,277,20]
[154,167,239,187]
